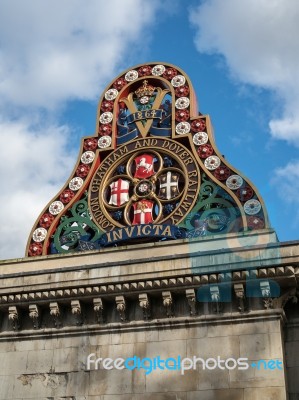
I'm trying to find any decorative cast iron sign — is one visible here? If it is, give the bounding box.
[26,62,269,256]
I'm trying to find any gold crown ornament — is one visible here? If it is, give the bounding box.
[135,80,156,98]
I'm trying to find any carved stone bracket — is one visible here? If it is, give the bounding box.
[8,306,20,330]
[29,304,40,329]
[93,298,104,323]
[49,302,61,327]
[274,288,297,309]
[260,281,273,309]
[139,293,151,320]
[115,296,126,321]
[234,284,246,313]
[71,300,83,325]
[210,285,222,314]
[162,291,173,317]
[186,289,197,316]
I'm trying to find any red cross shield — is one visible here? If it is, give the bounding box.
[108,179,130,206]
[132,200,154,225]
[134,154,155,179]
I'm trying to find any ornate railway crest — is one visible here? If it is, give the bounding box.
[26,62,269,256]
[89,137,199,231]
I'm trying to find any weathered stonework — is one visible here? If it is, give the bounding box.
[0,230,298,399]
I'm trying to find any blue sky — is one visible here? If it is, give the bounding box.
[0,0,298,259]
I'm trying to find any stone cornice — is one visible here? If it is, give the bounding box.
[0,234,297,337]
[0,265,297,306]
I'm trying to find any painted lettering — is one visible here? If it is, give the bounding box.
[124,226,135,238]
[161,225,172,236]
[112,230,123,241]
[142,225,152,235]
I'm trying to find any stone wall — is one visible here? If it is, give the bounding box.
[284,303,299,399]
[0,231,298,399]
[0,313,287,399]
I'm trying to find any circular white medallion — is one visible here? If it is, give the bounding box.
[99,112,113,124]
[105,88,118,101]
[175,97,190,109]
[204,156,220,170]
[226,175,243,190]
[49,201,64,215]
[33,227,47,242]
[125,70,138,81]
[139,183,149,193]
[244,199,262,215]
[98,136,112,148]
[171,75,186,87]
[139,96,149,104]
[176,122,191,135]
[151,65,165,76]
[69,177,84,191]
[81,151,95,164]
[193,132,208,145]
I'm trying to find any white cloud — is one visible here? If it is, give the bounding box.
[271,160,299,228]
[0,0,162,109]
[0,118,76,259]
[190,0,299,146]
[272,160,299,204]
[0,0,165,259]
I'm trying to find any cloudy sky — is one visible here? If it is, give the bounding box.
[0,0,298,260]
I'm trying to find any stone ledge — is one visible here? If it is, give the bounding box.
[0,308,285,340]
[0,229,282,275]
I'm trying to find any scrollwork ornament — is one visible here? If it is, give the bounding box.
[52,192,102,254]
